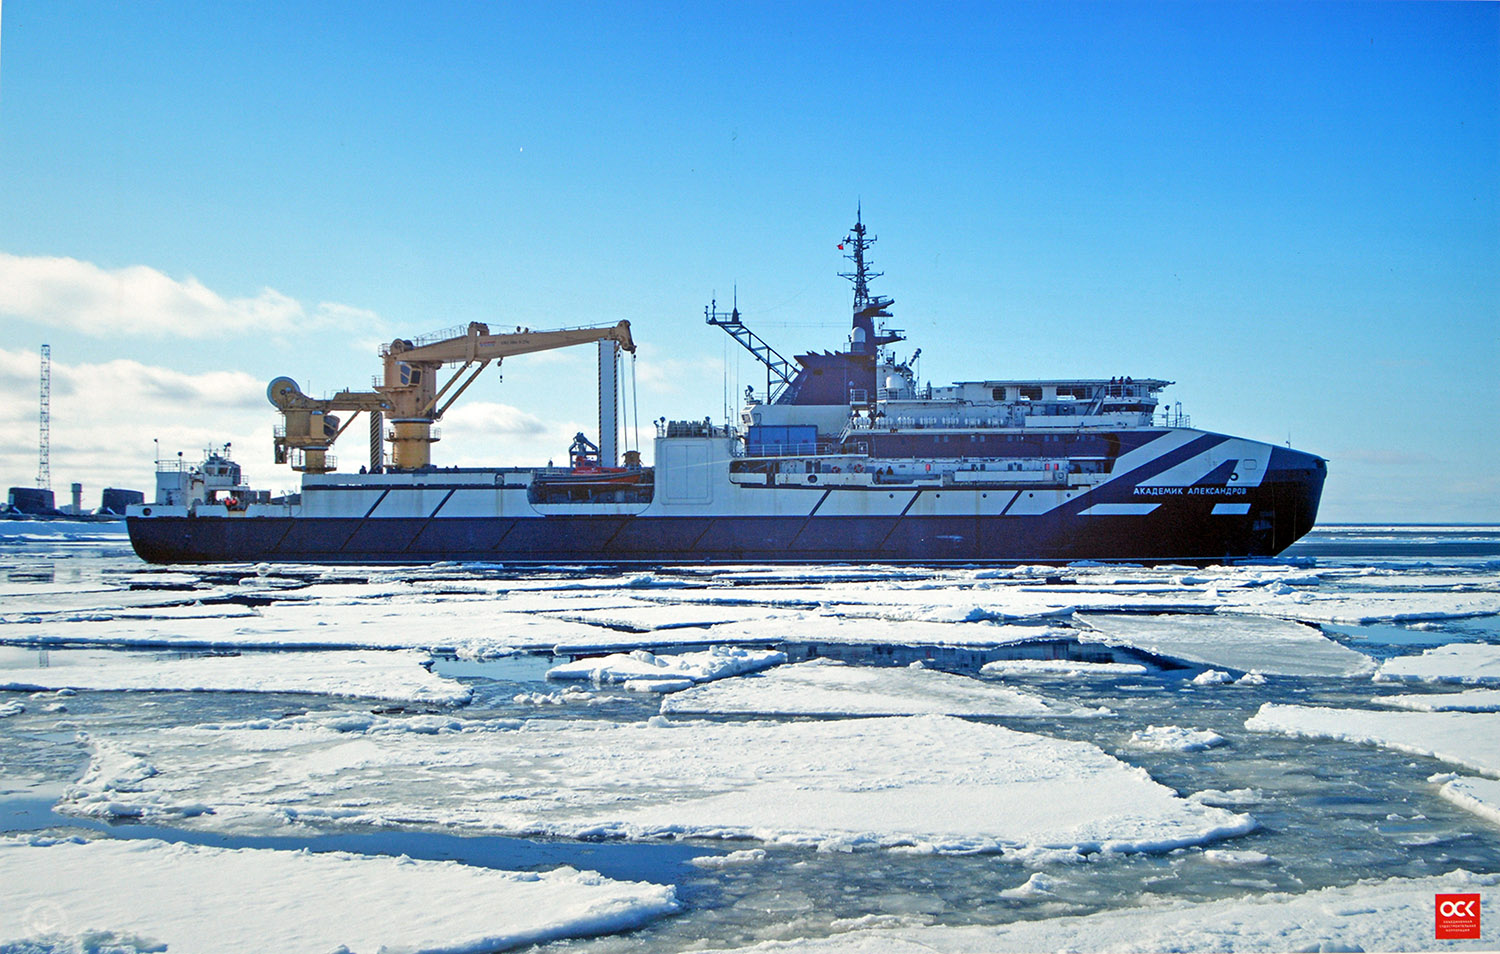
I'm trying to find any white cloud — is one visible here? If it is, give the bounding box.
[0,252,378,338]
[441,400,550,438]
[630,341,726,398]
[439,401,583,468]
[0,347,283,502]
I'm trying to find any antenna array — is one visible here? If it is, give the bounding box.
[38,344,52,491]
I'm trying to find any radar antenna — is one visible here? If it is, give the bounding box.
[838,206,904,355]
[839,204,894,321]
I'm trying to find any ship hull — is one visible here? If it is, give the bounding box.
[128,452,1323,566]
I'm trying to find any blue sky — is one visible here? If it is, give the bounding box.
[1,1,1496,521]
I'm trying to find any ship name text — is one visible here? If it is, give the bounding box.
[1132,486,1249,497]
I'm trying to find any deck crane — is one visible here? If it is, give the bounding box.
[269,320,636,474]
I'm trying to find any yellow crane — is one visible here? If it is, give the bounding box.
[269,320,636,473]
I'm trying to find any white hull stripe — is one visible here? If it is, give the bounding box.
[1212,502,1252,515]
[1079,503,1161,517]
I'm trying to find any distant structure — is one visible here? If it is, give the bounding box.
[6,487,56,515]
[2,345,144,519]
[101,488,145,514]
[37,344,52,492]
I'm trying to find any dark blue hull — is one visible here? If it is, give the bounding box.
[128,467,1324,566]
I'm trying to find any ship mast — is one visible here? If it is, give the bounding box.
[839,206,902,356]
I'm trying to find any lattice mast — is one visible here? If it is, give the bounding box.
[37,344,51,491]
[704,290,799,400]
[839,206,902,356]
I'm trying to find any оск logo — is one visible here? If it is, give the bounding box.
[1435,893,1481,940]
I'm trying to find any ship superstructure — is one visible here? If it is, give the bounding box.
[128,213,1325,565]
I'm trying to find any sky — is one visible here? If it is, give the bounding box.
[0,1,1495,522]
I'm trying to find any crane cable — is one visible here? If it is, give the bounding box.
[630,351,640,455]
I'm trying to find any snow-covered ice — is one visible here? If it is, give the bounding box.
[0,835,676,954]
[1075,612,1375,677]
[1246,703,1500,776]
[660,659,1106,718]
[547,646,787,687]
[980,658,1149,677]
[693,870,1500,953]
[1201,848,1270,865]
[698,615,1071,650]
[1220,589,1500,625]
[1127,725,1228,753]
[541,602,793,633]
[629,581,1207,624]
[657,660,1104,720]
[0,649,470,704]
[0,600,612,655]
[5,527,1500,952]
[513,688,617,707]
[1375,642,1500,685]
[689,848,768,869]
[996,871,1067,898]
[58,712,1253,855]
[1376,688,1500,712]
[1438,776,1500,827]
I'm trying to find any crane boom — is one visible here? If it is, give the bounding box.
[386,320,634,365]
[268,320,637,473]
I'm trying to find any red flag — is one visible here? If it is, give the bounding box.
[837,243,844,250]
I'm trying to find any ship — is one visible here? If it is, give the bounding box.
[127,213,1326,565]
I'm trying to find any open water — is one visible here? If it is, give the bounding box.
[1,523,1498,952]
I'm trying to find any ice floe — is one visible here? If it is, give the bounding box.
[543,602,791,633]
[689,848,768,869]
[625,677,696,692]
[1376,688,1500,712]
[980,658,1148,677]
[1127,725,1228,752]
[693,871,1500,953]
[0,600,610,655]
[513,688,617,706]
[0,835,676,954]
[630,582,1207,624]
[1201,848,1270,865]
[0,649,470,704]
[659,659,1105,718]
[1438,776,1500,827]
[1245,703,1500,776]
[996,871,1067,898]
[1375,642,1500,685]
[1075,612,1375,677]
[700,614,1069,650]
[1220,589,1500,625]
[59,712,1253,855]
[547,647,787,687]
